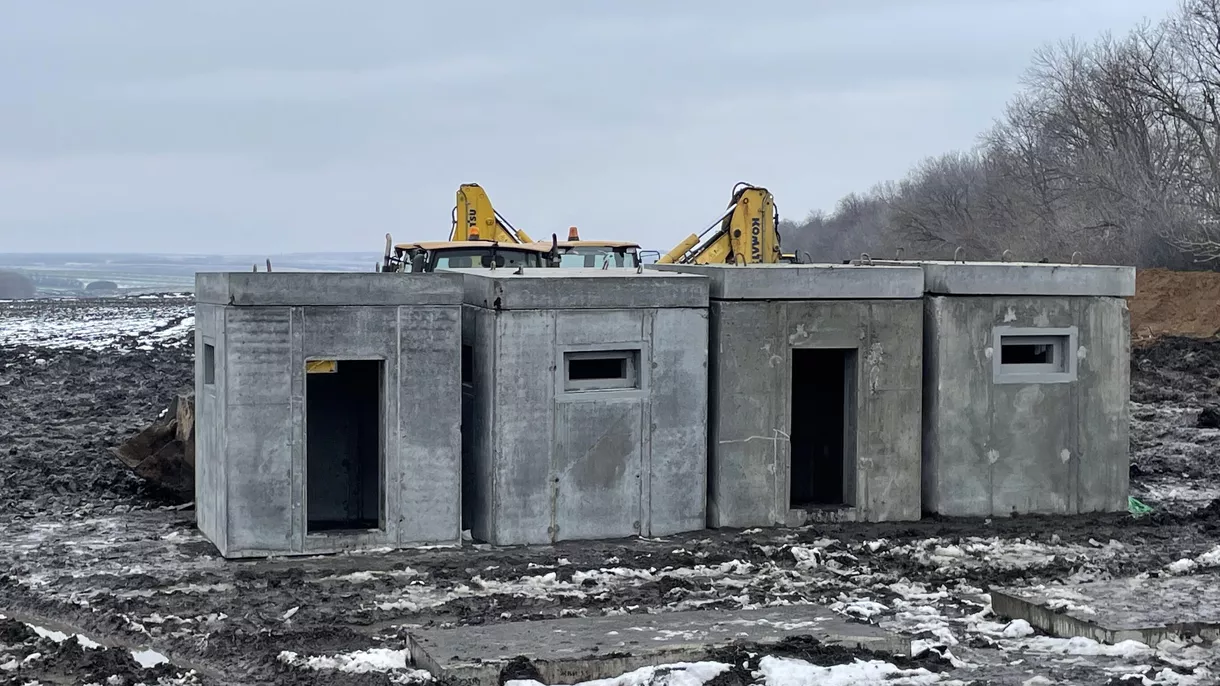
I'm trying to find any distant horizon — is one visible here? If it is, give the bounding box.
[0,250,381,257]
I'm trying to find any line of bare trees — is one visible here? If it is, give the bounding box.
[786,0,1220,268]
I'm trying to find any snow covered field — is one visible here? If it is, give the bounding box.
[1,296,1219,685]
[0,295,193,350]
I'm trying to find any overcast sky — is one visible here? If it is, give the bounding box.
[0,0,1179,254]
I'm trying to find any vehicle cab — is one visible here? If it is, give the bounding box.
[383,240,553,273]
[537,228,642,269]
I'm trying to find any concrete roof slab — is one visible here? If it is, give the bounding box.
[195,271,464,306]
[647,263,925,300]
[453,267,709,310]
[865,260,1136,296]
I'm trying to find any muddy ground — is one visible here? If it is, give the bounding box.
[1,299,1219,685]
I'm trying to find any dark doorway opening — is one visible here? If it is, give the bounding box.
[789,348,856,509]
[306,359,383,533]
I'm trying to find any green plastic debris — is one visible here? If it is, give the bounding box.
[1128,496,1153,517]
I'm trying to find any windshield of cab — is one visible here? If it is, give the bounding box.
[556,247,639,268]
[430,249,544,270]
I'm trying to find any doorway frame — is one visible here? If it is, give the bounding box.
[785,344,859,521]
[302,355,389,538]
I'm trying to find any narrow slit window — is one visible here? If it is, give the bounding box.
[203,343,215,385]
[462,344,473,385]
[994,328,1075,383]
[569,357,625,381]
[564,350,639,391]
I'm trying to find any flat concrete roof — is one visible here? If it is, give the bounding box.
[647,263,925,300]
[453,267,708,310]
[864,260,1136,297]
[195,271,464,306]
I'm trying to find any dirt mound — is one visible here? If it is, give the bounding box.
[1130,268,1220,345]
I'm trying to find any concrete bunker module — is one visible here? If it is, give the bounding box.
[459,268,709,546]
[194,272,464,558]
[650,263,926,527]
[914,261,1135,516]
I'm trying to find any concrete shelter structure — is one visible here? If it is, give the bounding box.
[881,260,1135,516]
[650,263,926,527]
[194,272,464,558]
[457,268,709,546]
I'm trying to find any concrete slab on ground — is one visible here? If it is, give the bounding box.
[408,605,909,686]
[992,574,1220,645]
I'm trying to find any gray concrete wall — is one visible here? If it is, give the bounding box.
[922,295,1130,516]
[194,272,464,558]
[195,303,227,554]
[459,269,709,546]
[707,299,923,527]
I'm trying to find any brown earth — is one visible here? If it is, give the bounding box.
[1130,268,1220,345]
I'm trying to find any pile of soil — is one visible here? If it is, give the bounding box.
[1129,268,1220,345]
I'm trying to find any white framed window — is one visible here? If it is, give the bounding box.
[564,350,640,392]
[992,326,1077,384]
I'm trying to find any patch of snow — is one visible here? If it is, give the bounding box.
[829,597,888,620]
[25,622,102,649]
[279,647,410,674]
[1001,619,1035,638]
[1020,636,1153,658]
[507,661,728,686]
[1167,559,1198,575]
[132,648,170,668]
[1198,546,1220,567]
[756,656,948,686]
[390,669,436,684]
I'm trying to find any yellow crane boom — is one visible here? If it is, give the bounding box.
[658,183,782,265]
[451,183,534,243]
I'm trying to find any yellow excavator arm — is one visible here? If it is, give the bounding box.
[451,183,534,244]
[658,183,782,265]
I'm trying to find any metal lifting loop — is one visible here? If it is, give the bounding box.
[1071,251,1083,265]
[896,247,905,260]
[954,246,965,263]
[801,251,812,265]
[859,252,873,266]
[1002,249,1013,263]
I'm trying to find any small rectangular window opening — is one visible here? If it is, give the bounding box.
[999,335,1066,372]
[994,328,1076,384]
[1001,341,1054,365]
[570,357,626,381]
[564,350,639,391]
[203,343,215,385]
